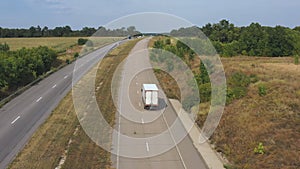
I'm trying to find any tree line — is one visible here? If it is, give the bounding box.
[0,26,140,38]
[170,20,300,57]
[0,43,57,99]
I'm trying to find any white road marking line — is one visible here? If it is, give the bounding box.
[146,142,150,152]
[162,114,187,169]
[11,116,20,124]
[139,102,141,107]
[36,97,42,102]
[117,71,126,169]
[64,75,68,79]
[52,84,57,88]
[141,118,144,124]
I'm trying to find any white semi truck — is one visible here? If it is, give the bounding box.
[141,84,159,110]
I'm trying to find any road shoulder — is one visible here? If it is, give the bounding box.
[169,99,225,169]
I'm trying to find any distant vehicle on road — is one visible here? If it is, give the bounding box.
[141,84,158,110]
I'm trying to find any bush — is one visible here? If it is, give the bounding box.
[74,52,79,58]
[182,95,199,111]
[85,40,94,47]
[0,43,9,52]
[165,38,171,45]
[77,38,88,45]
[295,55,299,65]
[228,72,251,88]
[199,83,211,103]
[66,59,70,64]
[226,72,251,104]
[249,74,259,83]
[166,59,174,72]
[254,142,265,154]
[258,84,267,96]
[153,40,164,49]
[224,164,238,169]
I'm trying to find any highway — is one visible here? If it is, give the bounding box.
[0,42,121,169]
[111,38,208,169]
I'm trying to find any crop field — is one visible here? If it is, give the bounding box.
[0,37,79,51]
[0,37,122,52]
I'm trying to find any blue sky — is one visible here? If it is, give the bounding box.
[0,0,299,30]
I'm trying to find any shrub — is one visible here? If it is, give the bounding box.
[228,72,251,88]
[74,52,79,58]
[77,38,88,45]
[254,142,265,154]
[295,55,299,65]
[199,83,211,103]
[249,74,259,83]
[226,72,251,104]
[66,59,70,64]
[165,38,171,45]
[0,43,9,52]
[182,95,199,111]
[85,40,93,47]
[166,59,174,72]
[258,84,267,96]
[224,164,238,169]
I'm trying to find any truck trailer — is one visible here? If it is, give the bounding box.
[141,84,159,110]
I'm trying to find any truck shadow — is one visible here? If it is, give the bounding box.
[147,98,167,111]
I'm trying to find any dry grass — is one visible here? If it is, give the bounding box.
[8,92,78,169]
[8,39,140,169]
[211,57,300,169]
[0,37,79,51]
[153,69,181,100]
[0,37,122,51]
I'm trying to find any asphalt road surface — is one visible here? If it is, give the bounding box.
[0,41,121,169]
[111,38,208,169]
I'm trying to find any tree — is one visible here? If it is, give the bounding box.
[0,43,10,52]
[81,27,96,36]
[78,38,88,45]
[265,26,294,56]
[238,23,267,56]
[222,40,239,57]
[42,26,49,37]
[293,26,300,32]
[199,61,210,84]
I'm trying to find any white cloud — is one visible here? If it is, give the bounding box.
[26,0,72,14]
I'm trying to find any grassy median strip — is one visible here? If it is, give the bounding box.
[8,39,140,169]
